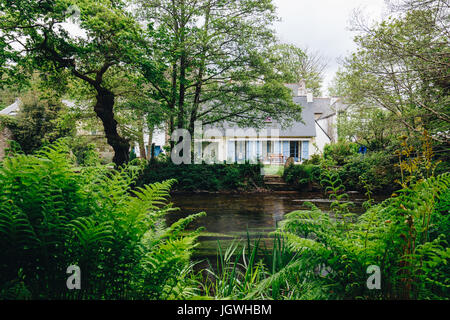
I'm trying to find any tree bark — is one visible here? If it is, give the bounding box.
[94,87,130,166]
[188,1,211,136]
[177,0,187,129]
[146,126,154,160]
[138,119,146,159]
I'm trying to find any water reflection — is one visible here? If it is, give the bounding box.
[168,192,371,236]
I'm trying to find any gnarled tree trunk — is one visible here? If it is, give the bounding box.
[94,88,130,166]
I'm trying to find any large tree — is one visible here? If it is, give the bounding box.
[269,44,327,97]
[0,0,146,166]
[334,0,449,146]
[136,0,303,138]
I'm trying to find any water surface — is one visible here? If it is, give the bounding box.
[169,192,379,257]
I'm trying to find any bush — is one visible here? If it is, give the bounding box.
[339,152,400,194]
[323,141,359,166]
[0,94,75,154]
[137,161,264,192]
[282,150,400,195]
[0,141,203,299]
[266,171,450,300]
[69,137,101,167]
[283,164,321,190]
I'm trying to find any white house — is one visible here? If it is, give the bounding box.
[134,81,341,164]
[194,82,340,164]
[135,81,341,164]
[2,81,342,164]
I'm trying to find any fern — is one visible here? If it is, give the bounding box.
[270,172,450,299]
[0,140,204,299]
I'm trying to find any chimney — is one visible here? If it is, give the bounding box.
[298,80,307,96]
[307,92,313,103]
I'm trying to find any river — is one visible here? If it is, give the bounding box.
[169,191,382,259]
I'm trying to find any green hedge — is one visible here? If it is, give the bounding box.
[338,152,401,194]
[323,141,359,166]
[283,152,401,194]
[137,161,265,192]
[283,164,322,190]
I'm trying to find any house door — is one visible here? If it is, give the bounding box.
[290,141,300,162]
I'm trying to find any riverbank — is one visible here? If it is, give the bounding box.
[137,161,397,195]
[169,191,385,260]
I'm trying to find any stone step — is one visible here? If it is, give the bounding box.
[264,180,285,183]
[263,175,296,190]
[264,176,285,181]
[264,182,288,186]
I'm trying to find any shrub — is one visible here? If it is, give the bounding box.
[260,170,450,300]
[0,141,204,299]
[257,133,450,300]
[137,161,264,192]
[323,141,359,166]
[303,153,321,165]
[339,152,400,194]
[69,138,101,167]
[283,164,321,190]
[0,94,75,154]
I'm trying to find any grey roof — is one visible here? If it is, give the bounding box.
[0,99,20,116]
[207,95,335,138]
[279,96,317,137]
[0,99,78,117]
[310,97,335,118]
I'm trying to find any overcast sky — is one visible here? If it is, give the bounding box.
[272,0,387,95]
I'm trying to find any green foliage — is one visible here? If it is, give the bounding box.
[269,44,326,96]
[0,88,18,111]
[137,161,264,192]
[68,137,101,167]
[268,171,450,300]
[320,168,356,229]
[200,235,321,300]
[336,105,400,151]
[339,152,401,194]
[200,239,268,299]
[0,0,146,165]
[283,164,321,190]
[266,133,450,300]
[332,0,449,146]
[303,153,321,165]
[0,141,203,299]
[283,150,399,195]
[136,0,303,133]
[323,141,359,166]
[207,134,449,300]
[0,94,75,154]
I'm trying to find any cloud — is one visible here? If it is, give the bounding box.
[272,0,386,94]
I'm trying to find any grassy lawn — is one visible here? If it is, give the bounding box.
[262,164,284,176]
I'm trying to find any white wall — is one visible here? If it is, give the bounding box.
[314,118,332,155]
[133,128,167,157]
